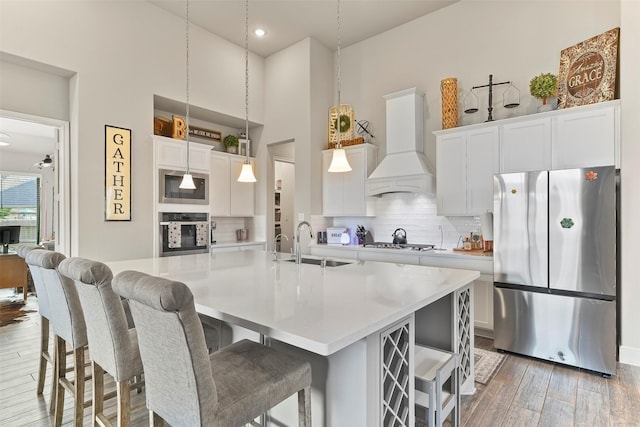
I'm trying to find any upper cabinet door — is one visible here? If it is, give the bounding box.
[436,132,467,215]
[466,128,499,215]
[500,118,552,173]
[210,154,231,216]
[552,103,617,169]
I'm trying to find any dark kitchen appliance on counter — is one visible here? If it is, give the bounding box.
[159,212,209,257]
[392,228,407,244]
[493,166,618,376]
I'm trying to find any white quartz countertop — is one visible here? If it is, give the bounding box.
[105,250,479,356]
[312,243,493,259]
[211,240,265,248]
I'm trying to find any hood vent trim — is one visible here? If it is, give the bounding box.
[366,87,435,196]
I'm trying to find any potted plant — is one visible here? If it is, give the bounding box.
[529,73,558,112]
[223,134,239,154]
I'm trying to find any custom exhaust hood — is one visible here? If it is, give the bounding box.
[366,87,435,196]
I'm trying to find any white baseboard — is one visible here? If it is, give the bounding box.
[619,345,640,367]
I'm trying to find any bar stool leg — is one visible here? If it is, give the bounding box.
[117,380,131,426]
[150,410,164,426]
[72,347,85,427]
[92,362,104,427]
[297,386,311,427]
[37,317,50,395]
[54,336,66,427]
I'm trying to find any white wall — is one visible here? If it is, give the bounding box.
[0,0,264,261]
[0,56,71,121]
[619,0,640,366]
[339,0,620,166]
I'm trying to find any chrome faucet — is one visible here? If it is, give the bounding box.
[295,221,313,264]
[273,233,289,260]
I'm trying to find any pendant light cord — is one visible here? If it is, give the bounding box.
[245,0,250,160]
[336,0,341,149]
[185,0,191,174]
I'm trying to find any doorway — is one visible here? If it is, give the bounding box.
[0,111,70,255]
[269,141,295,254]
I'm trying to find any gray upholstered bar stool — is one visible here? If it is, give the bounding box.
[26,249,87,427]
[113,270,312,426]
[58,257,145,427]
[16,244,54,399]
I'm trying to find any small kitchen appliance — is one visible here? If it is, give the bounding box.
[327,227,348,245]
[392,228,407,244]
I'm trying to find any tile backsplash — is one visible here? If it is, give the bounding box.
[330,192,482,249]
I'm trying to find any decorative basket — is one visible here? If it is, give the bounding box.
[328,104,354,145]
[328,136,364,149]
[441,77,458,129]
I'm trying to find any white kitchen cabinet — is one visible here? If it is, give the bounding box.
[500,118,552,173]
[473,275,493,333]
[436,132,467,216]
[552,102,618,169]
[210,151,255,217]
[435,128,498,216]
[322,144,377,217]
[155,135,211,173]
[210,242,265,254]
[357,250,420,265]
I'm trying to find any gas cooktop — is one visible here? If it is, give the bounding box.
[363,242,435,251]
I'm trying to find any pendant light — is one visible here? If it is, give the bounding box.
[328,0,352,173]
[179,0,196,190]
[237,0,257,183]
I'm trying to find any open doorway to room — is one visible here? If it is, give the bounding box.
[269,141,295,254]
[0,112,70,255]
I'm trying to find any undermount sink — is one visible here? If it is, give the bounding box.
[284,258,351,267]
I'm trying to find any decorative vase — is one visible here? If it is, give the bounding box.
[226,145,238,154]
[537,98,553,113]
[440,77,458,129]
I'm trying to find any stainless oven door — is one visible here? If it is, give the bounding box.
[159,221,209,257]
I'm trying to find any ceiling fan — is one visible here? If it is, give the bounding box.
[33,154,53,169]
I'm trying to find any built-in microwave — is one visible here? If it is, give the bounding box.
[159,169,209,205]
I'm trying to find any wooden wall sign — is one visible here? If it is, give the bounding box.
[558,27,619,109]
[105,125,131,221]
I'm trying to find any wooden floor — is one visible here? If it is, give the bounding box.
[1,292,639,427]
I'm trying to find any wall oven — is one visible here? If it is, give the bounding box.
[159,169,209,205]
[159,212,209,257]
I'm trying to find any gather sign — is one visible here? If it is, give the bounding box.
[105,125,131,221]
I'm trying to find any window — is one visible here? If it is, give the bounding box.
[0,174,40,245]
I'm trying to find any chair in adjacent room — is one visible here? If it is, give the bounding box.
[414,344,460,427]
[26,249,87,427]
[112,270,312,426]
[58,257,144,427]
[16,244,54,400]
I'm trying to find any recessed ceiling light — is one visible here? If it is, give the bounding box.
[254,28,266,37]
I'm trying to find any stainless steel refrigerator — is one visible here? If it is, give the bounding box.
[493,166,617,376]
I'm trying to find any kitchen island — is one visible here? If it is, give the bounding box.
[105,250,479,426]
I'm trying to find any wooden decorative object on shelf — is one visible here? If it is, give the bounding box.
[329,104,354,145]
[328,136,363,149]
[558,27,619,109]
[153,117,173,137]
[441,77,458,129]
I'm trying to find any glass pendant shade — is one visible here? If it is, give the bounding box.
[179,173,196,189]
[328,148,352,173]
[238,160,257,182]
